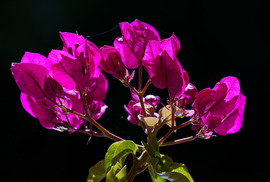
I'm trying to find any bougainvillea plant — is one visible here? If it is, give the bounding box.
[11,19,246,182]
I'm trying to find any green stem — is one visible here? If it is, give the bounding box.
[127,150,149,182]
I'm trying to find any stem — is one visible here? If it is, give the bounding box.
[171,104,175,128]
[124,80,147,131]
[138,92,147,117]
[138,63,143,92]
[125,81,139,95]
[175,119,194,130]
[137,64,148,130]
[59,105,125,142]
[158,104,175,144]
[127,150,149,182]
[137,63,148,116]
[88,116,125,142]
[72,128,104,137]
[158,119,194,145]
[58,103,148,151]
[160,134,199,147]
[141,79,151,95]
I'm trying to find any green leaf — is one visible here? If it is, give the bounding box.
[148,154,194,182]
[86,160,105,182]
[115,165,128,182]
[106,165,120,182]
[157,163,194,182]
[170,163,193,182]
[106,164,127,182]
[156,155,194,182]
[142,135,161,159]
[105,140,138,173]
[148,165,166,182]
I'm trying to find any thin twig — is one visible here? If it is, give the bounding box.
[160,134,199,147]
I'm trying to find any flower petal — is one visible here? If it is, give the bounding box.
[160,34,181,61]
[11,63,48,99]
[194,88,215,115]
[143,40,167,89]
[20,93,36,118]
[224,94,246,134]
[115,19,161,69]
[91,73,108,101]
[21,93,56,129]
[60,32,87,56]
[164,51,185,99]
[114,37,139,69]
[48,50,83,90]
[21,52,51,71]
[91,101,108,120]
[214,76,241,101]
[100,45,126,80]
[131,19,161,43]
[204,113,223,131]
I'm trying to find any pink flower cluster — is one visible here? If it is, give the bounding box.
[11,33,108,130]
[11,19,246,137]
[193,77,246,137]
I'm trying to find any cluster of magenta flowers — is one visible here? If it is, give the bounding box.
[11,19,246,181]
[11,19,246,140]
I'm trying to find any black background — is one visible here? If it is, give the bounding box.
[2,0,269,181]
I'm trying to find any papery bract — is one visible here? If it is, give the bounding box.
[12,46,106,132]
[20,93,57,129]
[44,76,63,99]
[124,92,160,124]
[193,76,246,136]
[77,39,101,79]
[144,95,160,109]
[203,113,223,132]
[21,52,51,70]
[143,40,165,88]
[142,34,186,99]
[60,32,88,56]
[194,77,242,117]
[90,100,108,120]
[176,70,197,108]
[124,100,141,124]
[86,73,108,101]
[177,83,197,110]
[11,63,48,99]
[56,91,84,130]
[48,50,83,90]
[210,76,241,116]
[58,33,106,101]
[100,45,127,80]
[160,33,181,60]
[20,92,36,118]
[114,19,160,69]
[193,88,214,115]
[214,93,246,135]
[60,32,101,79]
